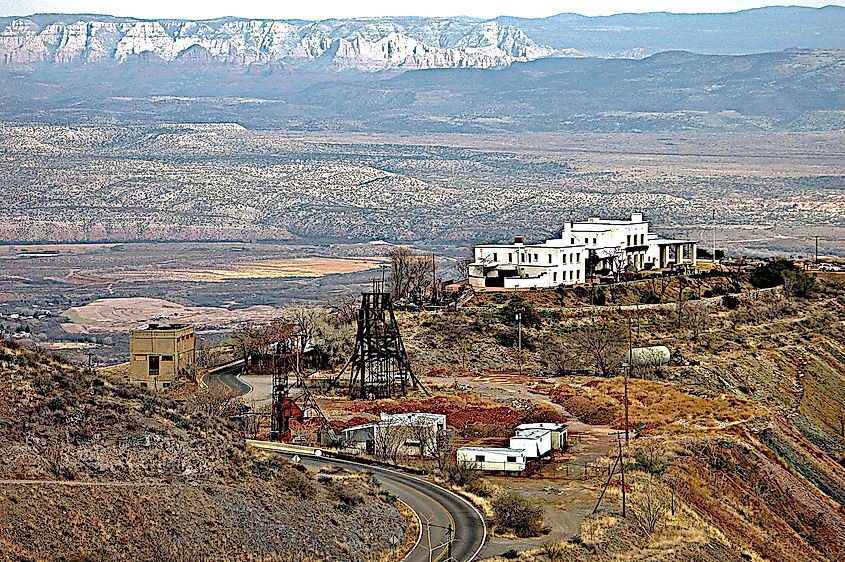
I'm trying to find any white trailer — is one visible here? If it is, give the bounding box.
[509,428,552,459]
[515,423,568,451]
[456,447,527,472]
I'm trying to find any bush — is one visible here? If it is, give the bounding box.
[749,259,797,289]
[492,491,545,538]
[632,446,667,475]
[466,477,493,497]
[783,270,815,298]
[445,459,482,488]
[722,295,741,310]
[639,290,661,304]
[593,288,607,306]
[495,327,536,351]
[499,298,542,328]
[502,549,519,560]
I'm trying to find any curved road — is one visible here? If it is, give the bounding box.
[251,443,486,562]
[203,360,252,396]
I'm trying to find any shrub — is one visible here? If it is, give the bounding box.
[631,446,667,475]
[332,483,365,509]
[722,295,741,310]
[492,491,545,538]
[502,549,519,560]
[593,288,607,306]
[444,459,482,488]
[783,270,815,298]
[541,542,566,561]
[749,259,797,289]
[499,298,542,328]
[495,327,536,351]
[639,290,660,304]
[466,477,493,497]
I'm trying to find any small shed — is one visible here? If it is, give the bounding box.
[509,428,552,458]
[515,423,568,451]
[457,447,526,472]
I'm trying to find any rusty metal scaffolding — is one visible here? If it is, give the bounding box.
[270,340,333,442]
[347,280,425,400]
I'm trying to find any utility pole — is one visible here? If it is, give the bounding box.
[447,524,453,561]
[618,434,626,518]
[516,307,523,377]
[814,236,819,265]
[625,314,632,445]
[84,351,95,369]
[431,252,437,305]
[676,277,684,329]
[712,209,717,265]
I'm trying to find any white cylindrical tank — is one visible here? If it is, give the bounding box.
[625,346,670,367]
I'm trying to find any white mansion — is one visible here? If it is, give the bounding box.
[468,213,698,289]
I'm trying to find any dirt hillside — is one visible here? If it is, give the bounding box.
[0,339,404,561]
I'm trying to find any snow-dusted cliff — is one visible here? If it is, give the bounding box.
[0,15,575,69]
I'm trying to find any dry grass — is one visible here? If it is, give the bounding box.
[551,378,761,434]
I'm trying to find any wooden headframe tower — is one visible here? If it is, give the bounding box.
[348,280,423,399]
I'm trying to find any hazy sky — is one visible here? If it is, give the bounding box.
[1,1,843,19]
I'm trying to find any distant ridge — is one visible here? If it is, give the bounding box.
[496,5,845,57]
[0,6,843,70]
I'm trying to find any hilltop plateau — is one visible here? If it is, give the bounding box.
[391,269,845,560]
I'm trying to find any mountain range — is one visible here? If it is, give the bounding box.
[1,6,845,71]
[2,48,843,133]
[0,15,563,70]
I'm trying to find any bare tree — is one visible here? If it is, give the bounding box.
[539,333,583,376]
[649,276,672,302]
[230,322,267,363]
[431,429,453,471]
[283,307,320,355]
[327,291,359,326]
[313,318,356,369]
[567,320,626,376]
[195,338,222,369]
[629,477,670,537]
[184,385,243,418]
[374,418,406,463]
[453,250,474,280]
[635,347,669,380]
[604,249,627,282]
[407,419,448,460]
[387,247,434,303]
[685,302,710,341]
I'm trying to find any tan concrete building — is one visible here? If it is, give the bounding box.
[129,323,196,389]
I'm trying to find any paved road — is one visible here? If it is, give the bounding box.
[253,443,486,562]
[204,360,251,396]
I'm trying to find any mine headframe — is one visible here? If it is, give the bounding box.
[270,339,335,443]
[347,280,426,400]
[270,340,298,442]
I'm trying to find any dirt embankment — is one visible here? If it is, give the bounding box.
[0,339,404,561]
[676,431,845,562]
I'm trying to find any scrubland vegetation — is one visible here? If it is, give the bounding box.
[400,267,845,561]
[0,339,405,561]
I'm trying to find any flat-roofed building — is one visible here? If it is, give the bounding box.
[129,323,196,389]
[469,235,586,289]
[468,213,698,289]
[342,412,447,457]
